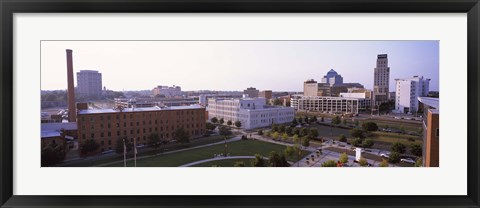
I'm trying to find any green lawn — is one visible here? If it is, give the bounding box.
[192,158,255,167]
[105,139,311,167]
[61,135,228,167]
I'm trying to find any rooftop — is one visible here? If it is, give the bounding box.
[418,97,439,110]
[78,105,204,115]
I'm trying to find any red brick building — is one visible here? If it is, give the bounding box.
[76,104,206,155]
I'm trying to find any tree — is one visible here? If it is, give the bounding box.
[362,122,379,131]
[363,139,375,148]
[206,122,216,131]
[342,118,347,125]
[304,116,310,124]
[311,116,317,122]
[81,139,100,155]
[273,98,282,106]
[257,129,264,135]
[352,138,363,147]
[285,126,293,136]
[415,158,423,167]
[354,120,359,126]
[410,144,423,157]
[227,120,233,126]
[293,128,300,136]
[41,143,65,166]
[234,121,242,128]
[358,158,369,167]
[279,125,286,133]
[300,128,308,137]
[338,134,347,142]
[234,161,246,167]
[284,146,295,157]
[174,128,190,144]
[331,116,341,125]
[272,132,279,140]
[388,152,401,163]
[268,151,289,167]
[219,126,232,136]
[321,160,337,167]
[291,118,298,126]
[292,134,300,143]
[272,124,279,132]
[308,128,319,139]
[281,133,289,141]
[219,118,224,125]
[302,137,310,147]
[391,142,407,154]
[339,152,348,164]
[379,159,389,167]
[210,117,218,123]
[115,138,131,154]
[351,128,365,139]
[147,133,161,152]
[321,117,325,122]
[252,154,266,167]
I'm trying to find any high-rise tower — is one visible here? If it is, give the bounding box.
[373,54,390,107]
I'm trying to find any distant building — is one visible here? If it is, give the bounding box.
[394,76,430,114]
[373,54,390,106]
[76,104,206,156]
[303,79,319,96]
[198,94,243,106]
[115,97,197,108]
[304,70,364,97]
[259,90,273,100]
[339,90,372,110]
[76,70,103,98]
[291,95,360,115]
[207,97,294,129]
[321,69,344,86]
[243,87,259,98]
[418,97,439,167]
[152,85,182,97]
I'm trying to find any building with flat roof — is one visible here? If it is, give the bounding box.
[373,54,390,106]
[243,87,260,98]
[114,97,197,108]
[152,85,182,97]
[394,76,430,114]
[339,91,372,110]
[207,97,294,129]
[76,70,102,99]
[418,97,439,167]
[259,90,273,100]
[291,95,360,115]
[76,104,206,156]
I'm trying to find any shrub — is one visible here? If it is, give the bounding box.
[321,160,337,167]
[391,142,406,154]
[338,134,347,142]
[388,152,401,163]
[362,122,379,131]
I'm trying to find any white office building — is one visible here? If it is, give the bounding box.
[394,76,430,114]
[207,97,294,129]
[339,92,372,110]
[291,95,360,115]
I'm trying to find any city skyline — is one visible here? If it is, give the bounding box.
[41,41,439,92]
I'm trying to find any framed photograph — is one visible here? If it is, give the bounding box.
[1,0,479,207]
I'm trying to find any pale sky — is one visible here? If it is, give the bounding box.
[41,41,439,92]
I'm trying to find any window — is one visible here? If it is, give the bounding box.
[436,128,439,137]
[108,140,111,145]
[108,132,111,136]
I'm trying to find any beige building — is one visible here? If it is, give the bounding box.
[418,97,439,167]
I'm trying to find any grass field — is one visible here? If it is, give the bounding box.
[105,139,311,167]
[61,135,229,167]
[191,158,255,167]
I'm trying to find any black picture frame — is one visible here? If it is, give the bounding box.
[1,0,479,207]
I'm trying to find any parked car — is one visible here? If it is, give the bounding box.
[401,158,416,164]
[380,153,390,158]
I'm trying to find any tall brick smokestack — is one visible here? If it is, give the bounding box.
[66,49,76,122]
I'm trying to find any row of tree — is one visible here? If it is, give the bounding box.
[210,117,242,128]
